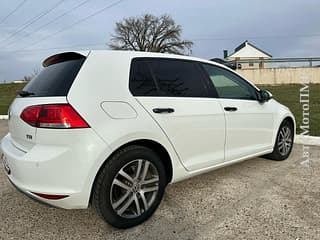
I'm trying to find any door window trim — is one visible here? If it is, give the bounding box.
[200,63,260,101]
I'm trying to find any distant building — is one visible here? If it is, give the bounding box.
[225,40,272,69]
[13,80,28,84]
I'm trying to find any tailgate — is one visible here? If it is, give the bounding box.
[8,97,68,152]
[7,51,87,152]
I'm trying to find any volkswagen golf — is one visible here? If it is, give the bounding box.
[0,50,295,228]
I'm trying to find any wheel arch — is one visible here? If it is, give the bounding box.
[280,114,296,137]
[90,139,173,203]
[118,139,173,184]
[283,116,295,131]
[272,113,296,146]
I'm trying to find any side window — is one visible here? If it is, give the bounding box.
[130,58,208,97]
[148,59,208,97]
[202,64,257,100]
[129,59,158,96]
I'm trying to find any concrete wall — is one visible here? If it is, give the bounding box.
[236,67,320,85]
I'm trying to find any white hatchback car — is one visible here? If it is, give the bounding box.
[1,50,295,228]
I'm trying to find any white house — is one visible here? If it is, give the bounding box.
[226,40,272,69]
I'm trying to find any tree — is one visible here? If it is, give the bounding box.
[108,14,193,55]
[23,68,39,81]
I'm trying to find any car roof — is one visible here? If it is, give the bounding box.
[45,49,228,69]
[90,50,220,65]
[45,50,260,91]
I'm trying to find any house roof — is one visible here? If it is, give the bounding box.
[228,40,272,58]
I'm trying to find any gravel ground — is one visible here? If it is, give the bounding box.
[0,120,319,240]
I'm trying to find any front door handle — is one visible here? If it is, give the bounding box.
[224,107,238,112]
[153,108,175,114]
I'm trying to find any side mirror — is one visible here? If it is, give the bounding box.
[258,90,272,103]
[266,90,273,98]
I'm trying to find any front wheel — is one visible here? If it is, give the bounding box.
[92,145,167,228]
[264,119,294,161]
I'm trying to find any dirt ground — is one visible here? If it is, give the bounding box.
[0,120,319,240]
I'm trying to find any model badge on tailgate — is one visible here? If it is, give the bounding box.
[26,134,32,140]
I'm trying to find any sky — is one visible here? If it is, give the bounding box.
[0,0,320,82]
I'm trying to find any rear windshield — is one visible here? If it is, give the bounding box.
[22,57,85,97]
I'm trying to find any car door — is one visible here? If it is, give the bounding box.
[130,58,225,171]
[201,63,274,161]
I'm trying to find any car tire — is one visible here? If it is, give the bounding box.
[264,119,294,161]
[92,145,167,229]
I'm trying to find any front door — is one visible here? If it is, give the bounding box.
[201,63,274,161]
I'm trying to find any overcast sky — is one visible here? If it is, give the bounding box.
[0,0,319,81]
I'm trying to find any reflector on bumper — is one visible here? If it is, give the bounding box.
[31,192,69,200]
[1,154,11,175]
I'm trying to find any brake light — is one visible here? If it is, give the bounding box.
[20,104,89,129]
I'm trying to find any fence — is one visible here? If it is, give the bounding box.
[233,57,320,69]
[236,67,320,85]
[226,57,320,84]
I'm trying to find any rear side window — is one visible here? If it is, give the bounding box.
[130,58,208,97]
[22,53,86,97]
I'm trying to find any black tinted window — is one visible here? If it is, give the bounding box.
[130,58,208,97]
[23,58,85,97]
[129,59,158,96]
[149,59,207,97]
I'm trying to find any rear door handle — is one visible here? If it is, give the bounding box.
[153,108,175,114]
[224,107,238,112]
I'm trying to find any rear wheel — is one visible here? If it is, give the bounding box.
[92,145,166,228]
[264,119,294,161]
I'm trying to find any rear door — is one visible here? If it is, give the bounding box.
[8,52,86,151]
[130,58,225,171]
[201,63,274,161]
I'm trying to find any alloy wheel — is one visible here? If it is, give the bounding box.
[110,159,159,219]
[277,126,292,156]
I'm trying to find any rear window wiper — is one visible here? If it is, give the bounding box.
[17,90,35,97]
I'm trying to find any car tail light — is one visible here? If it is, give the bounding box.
[31,192,69,200]
[20,104,89,129]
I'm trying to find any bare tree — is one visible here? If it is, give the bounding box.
[23,68,40,81]
[108,14,193,55]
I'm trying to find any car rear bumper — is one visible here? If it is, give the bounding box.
[0,131,110,209]
[7,176,57,208]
